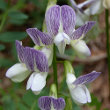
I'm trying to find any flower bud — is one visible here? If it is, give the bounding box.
[50,84,57,98]
[64,61,74,74]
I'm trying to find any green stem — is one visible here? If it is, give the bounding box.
[52,44,58,94]
[105,9,110,98]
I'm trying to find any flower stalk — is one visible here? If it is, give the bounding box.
[52,44,58,94]
[105,9,110,98]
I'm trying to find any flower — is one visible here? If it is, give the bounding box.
[66,71,101,105]
[6,40,49,94]
[26,5,95,55]
[38,84,66,110]
[103,0,110,9]
[38,96,65,110]
[70,0,103,26]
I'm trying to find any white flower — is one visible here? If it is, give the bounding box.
[66,71,101,105]
[103,0,110,9]
[6,63,30,82]
[71,40,91,57]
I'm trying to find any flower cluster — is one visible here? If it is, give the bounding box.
[6,4,101,110]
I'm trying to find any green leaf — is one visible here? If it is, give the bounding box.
[8,10,28,20]
[65,98,72,110]
[8,10,28,25]
[22,89,49,110]
[31,0,48,10]
[72,101,81,110]
[74,65,84,77]
[17,103,28,110]
[0,0,8,11]
[0,44,5,51]
[2,95,16,110]
[0,32,27,42]
[0,58,15,68]
[0,106,3,110]
[22,90,38,107]
[88,94,101,110]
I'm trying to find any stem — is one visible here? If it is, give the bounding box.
[52,44,58,94]
[105,9,110,98]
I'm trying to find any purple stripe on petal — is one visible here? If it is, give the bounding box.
[24,47,48,72]
[23,47,35,71]
[45,5,60,37]
[73,71,101,85]
[71,21,96,40]
[61,5,76,36]
[26,28,53,46]
[52,98,65,110]
[38,96,51,110]
[15,40,25,63]
[34,50,49,72]
[83,21,96,35]
[38,96,65,110]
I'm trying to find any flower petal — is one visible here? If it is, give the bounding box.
[41,47,53,66]
[71,40,91,56]
[52,98,65,110]
[6,63,30,82]
[61,5,76,36]
[24,47,49,72]
[103,0,110,9]
[89,0,102,15]
[34,49,49,72]
[38,96,65,110]
[71,21,96,40]
[84,86,91,103]
[26,28,53,45]
[54,33,70,54]
[70,0,83,12]
[26,73,34,90]
[70,85,91,104]
[30,73,47,94]
[45,5,60,36]
[38,96,51,110]
[77,0,96,9]
[73,71,101,85]
[16,40,25,63]
[23,47,35,71]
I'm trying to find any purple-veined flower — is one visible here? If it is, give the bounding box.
[6,40,49,94]
[70,0,103,26]
[26,5,95,56]
[66,71,101,105]
[38,96,65,110]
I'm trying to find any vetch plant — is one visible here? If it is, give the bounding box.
[6,1,102,109]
